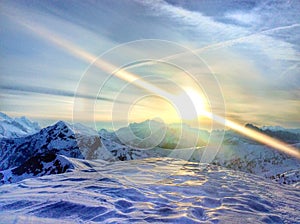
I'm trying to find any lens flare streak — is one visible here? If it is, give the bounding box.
[12,16,300,160]
[203,111,300,159]
[15,19,173,101]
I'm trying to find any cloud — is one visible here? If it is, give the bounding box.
[0,0,299,128]
[0,84,126,103]
[137,0,249,41]
[136,0,299,88]
[224,11,260,26]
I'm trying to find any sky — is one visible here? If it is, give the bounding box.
[0,0,299,130]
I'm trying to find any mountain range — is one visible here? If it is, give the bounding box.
[0,112,40,138]
[0,112,299,187]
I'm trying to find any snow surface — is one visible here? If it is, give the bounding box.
[0,114,300,223]
[0,158,299,223]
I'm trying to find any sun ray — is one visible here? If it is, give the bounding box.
[202,111,300,159]
[9,15,300,160]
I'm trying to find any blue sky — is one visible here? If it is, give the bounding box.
[0,0,299,129]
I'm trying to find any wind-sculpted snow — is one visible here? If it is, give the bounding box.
[0,158,299,223]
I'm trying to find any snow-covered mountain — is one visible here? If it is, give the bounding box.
[0,153,74,185]
[0,120,155,185]
[108,120,209,149]
[226,123,300,144]
[210,142,300,183]
[0,119,152,170]
[262,125,300,134]
[0,116,299,187]
[0,115,300,223]
[0,121,83,171]
[0,112,40,138]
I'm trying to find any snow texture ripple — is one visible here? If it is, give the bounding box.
[0,158,299,224]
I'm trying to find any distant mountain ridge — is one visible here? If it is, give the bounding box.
[261,125,300,134]
[0,113,299,186]
[112,119,209,149]
[0,112,40,138]
[245,123,300,144]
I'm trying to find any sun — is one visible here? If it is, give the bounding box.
[172,87,207,121]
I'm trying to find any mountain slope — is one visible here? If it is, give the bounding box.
[0,120,152,174]
[0,112,40,138]
[0,121,83,170]
[211,142,300,183]
[1,117,299,187]
[109,120,209,149]
[0,153,75,185]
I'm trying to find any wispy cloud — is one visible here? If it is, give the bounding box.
[137,0,249,41]
[134,0,300,127]
[0,84,118,103]
[0,0,299,128]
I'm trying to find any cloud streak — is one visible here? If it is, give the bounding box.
[0,84,118,103]
[0,0,299,129]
